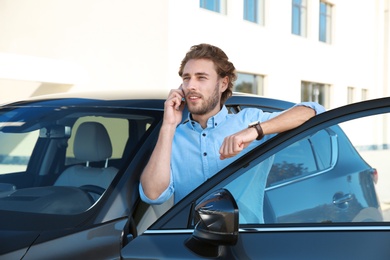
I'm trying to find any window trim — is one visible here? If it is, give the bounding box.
[200,0,226,14]
[319,1,333,43]
[244,0,265,25]
[292,0,307,36]
[235,72,265,95]
[301,81,331,109]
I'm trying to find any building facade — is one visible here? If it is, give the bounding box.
[0,0,388,110]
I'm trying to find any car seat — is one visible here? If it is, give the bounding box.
[54,122,118,195]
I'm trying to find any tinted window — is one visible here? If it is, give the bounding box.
[222,117,383,224]
[66,116,129,165]
[267,129,333,187]
[0,105,158,217]
[0,131,38,174]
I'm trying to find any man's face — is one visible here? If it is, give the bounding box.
[181,59,227,117]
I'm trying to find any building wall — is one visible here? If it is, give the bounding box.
[0,0,171,103]
[0,0,387,109]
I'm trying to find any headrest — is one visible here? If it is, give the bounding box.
[73,122,112,162]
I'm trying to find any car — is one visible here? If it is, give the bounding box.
[0,91,388,259]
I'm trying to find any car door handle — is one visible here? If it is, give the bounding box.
[333,193,353,205]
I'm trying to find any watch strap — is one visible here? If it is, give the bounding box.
[249,121,264,140]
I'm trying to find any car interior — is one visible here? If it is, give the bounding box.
[54,121,118,199]
[0,108,158,217]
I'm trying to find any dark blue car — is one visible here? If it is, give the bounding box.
[0,91,387,259]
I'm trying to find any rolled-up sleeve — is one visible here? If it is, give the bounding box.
[139,172,174,205]
[296,102,326,115]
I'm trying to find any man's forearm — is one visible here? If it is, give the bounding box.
[261,105,316,135]
[140,124,176,200]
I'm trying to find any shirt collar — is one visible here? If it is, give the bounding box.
[185,105,228,130]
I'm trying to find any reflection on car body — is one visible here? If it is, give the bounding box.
[264,124,381,224]
[0,91,388,259]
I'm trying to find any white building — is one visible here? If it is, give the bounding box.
[0,0,388,110]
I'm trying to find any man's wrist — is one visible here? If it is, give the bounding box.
[248,121,264,140]
[160,122,178,135]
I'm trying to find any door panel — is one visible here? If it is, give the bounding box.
[122,229,390,259]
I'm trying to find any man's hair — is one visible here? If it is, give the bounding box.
[178,43,237,105]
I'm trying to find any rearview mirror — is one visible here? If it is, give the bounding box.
[40,125,71,138]
[185,188,239,258]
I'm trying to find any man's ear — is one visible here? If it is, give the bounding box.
[220,76,229,92]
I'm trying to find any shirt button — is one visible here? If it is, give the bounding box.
[215,123,217,126]
[203,152,207,156]
[202,133,206,137]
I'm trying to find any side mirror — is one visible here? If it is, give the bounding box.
[185,188,239,258]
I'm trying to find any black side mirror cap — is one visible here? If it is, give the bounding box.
[185,188,239,258]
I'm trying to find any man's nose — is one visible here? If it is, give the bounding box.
[184,79,197,90]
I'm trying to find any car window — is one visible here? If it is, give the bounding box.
[224,128,336,224]
[66,116,129,165]
[339,113,390,221]
[221,113,386,225]
[266,129,334,187]
[0,105,159,218]
[0,131,39,174]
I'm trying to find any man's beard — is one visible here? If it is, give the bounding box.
[188,84,220,116]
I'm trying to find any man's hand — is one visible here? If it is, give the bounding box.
[164,85,186,126]
[219,127,258,160]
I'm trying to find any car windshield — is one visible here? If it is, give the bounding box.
[0,101,160,216]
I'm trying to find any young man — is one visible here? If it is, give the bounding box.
[140,43,325,206]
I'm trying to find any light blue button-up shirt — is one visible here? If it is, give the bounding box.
[140,102,325,205]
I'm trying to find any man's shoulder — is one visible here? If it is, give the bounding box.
[223,107,265,125]
[236,107,264,116]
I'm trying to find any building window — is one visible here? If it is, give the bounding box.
[361,89,368,101]
[319,1,332,43]
[347,87,355,104]
[301,81,330,108]
[348,87,369,104]
[235,73,264,95]
[244,0,264,25]
[292,0,307,36]
[200,0,223,13]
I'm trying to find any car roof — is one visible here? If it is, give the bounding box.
[2,90,295,111]
[25,89,170,101]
